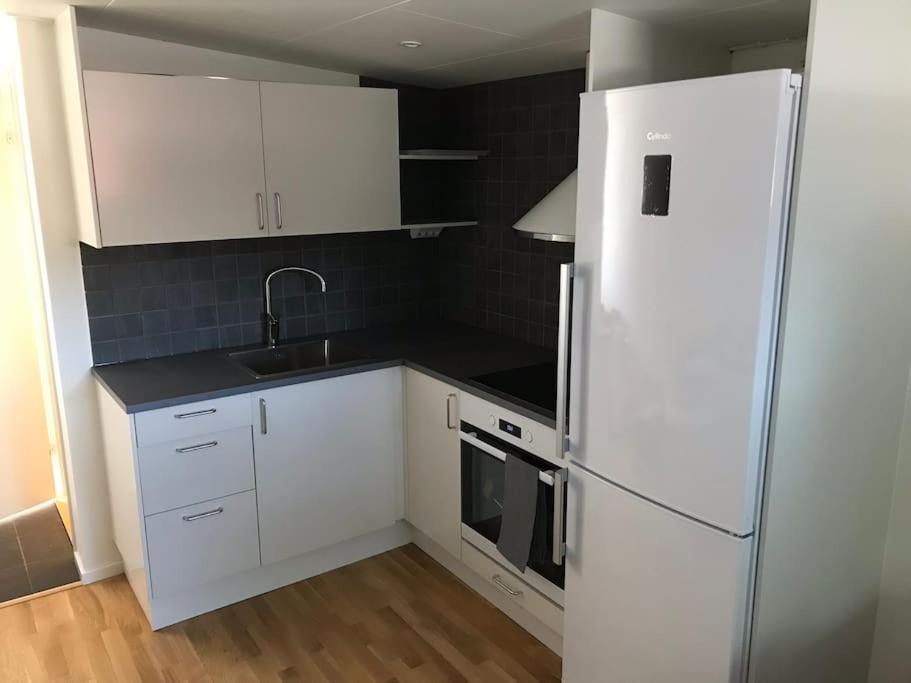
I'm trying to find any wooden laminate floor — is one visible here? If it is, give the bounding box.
[0,543,562,682]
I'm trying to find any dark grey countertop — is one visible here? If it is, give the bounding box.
[92,322,558,426]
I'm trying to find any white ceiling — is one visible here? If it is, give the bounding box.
[6,0,811,87]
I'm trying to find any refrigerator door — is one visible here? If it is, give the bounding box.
[569,70,799,535]
[563,465,753,683]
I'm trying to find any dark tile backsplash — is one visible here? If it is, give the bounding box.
[437,70,581,348]
[81,232,439,364]
[82,69,582,363]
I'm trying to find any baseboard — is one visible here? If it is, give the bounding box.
[74,550,123,584]
[147,521,412,629]
[85,521,561,655]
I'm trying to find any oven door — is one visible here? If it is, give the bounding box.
[460,423,566,591]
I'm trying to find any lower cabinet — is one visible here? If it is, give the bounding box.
[98,363,554,642]
[404,369,462,558]
[461,541,563,635]
[145,490,261,598]
[137,426,255,516]
[252,367,405,565]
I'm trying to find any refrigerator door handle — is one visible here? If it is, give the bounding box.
[553,467,567,565]
[556,262,574,461]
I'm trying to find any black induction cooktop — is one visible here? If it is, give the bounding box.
[469,361,558,416]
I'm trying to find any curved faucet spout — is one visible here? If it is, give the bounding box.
[263,267,328,347]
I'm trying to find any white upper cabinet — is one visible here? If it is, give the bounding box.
[83,71,268,246]
[259,82,401,235]
[79,73,400,246]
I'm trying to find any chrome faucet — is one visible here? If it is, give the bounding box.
[264,267,327,348]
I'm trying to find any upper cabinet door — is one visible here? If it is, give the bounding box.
[83,71,268,246]
[260,82,401,235]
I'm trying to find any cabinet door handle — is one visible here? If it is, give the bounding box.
[446,393,457,429]
[182,507,223,522]
[175,440,218,454]
[492,574,522,597]
[173,408,216,419]
[259,398,267,435]
[256,193,265,231]
[274,192,283,230]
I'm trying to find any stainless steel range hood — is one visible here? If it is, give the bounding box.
[513,170,576,242]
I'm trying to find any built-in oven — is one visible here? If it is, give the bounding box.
[458,401,567,595]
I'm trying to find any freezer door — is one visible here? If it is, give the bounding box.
[562,465,753,683]
[570,70,799,534]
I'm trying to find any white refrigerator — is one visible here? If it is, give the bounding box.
[559,70,802,682]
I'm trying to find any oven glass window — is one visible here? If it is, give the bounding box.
[461,425,565,589]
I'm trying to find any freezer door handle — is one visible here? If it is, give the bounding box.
[553,467,567,565]
[555,262,574,461]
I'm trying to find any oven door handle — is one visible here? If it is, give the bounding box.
[459,430,555,486]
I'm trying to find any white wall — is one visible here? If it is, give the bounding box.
[749,0,911,681]
[77,26,357,85]
[587,8,729,92]
[731,39,807,74]
[869,373,911,682]
[0,56,53,520]
[12,15,121,580]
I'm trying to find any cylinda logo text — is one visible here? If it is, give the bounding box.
[647,132,672,141]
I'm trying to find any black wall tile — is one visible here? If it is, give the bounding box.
[435,69,581,348]
[367,69,581,349]
[81,230,440,364]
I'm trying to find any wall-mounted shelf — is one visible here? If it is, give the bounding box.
[399,149,489,161]
[402,221,478,239]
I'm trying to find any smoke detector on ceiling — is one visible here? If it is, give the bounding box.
[399,40,423,48]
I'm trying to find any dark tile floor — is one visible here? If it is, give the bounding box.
[0,502,79,603]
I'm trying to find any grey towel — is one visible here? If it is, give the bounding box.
[496,454,540,572]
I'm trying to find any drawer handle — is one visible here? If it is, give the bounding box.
[174,408,216,419]
[492,574,523,597]
[182,507,224,522]
[175,440,218,454]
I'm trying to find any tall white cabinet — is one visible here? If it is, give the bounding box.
[260,83,401,235]
[83,71,268,246]
[80,72,401,246]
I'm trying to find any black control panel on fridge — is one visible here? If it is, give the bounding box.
[642,154,672,216]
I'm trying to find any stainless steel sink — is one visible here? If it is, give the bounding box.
[228,339,369,378]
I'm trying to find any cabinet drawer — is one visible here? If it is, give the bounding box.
[138,426,254,515]
[461,541,563,635]
[134,394,251,448]
[145,490,260,598]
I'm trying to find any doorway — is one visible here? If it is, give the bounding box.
[0,20,77,605]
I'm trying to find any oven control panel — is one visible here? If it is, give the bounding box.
[461,391,558,464]
[495,417,534,444]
